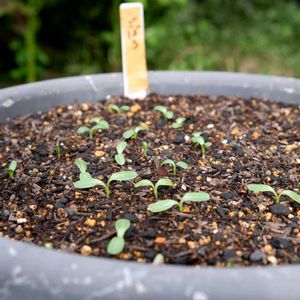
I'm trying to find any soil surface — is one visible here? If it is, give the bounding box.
[0,94,299,267]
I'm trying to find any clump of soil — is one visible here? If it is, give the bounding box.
[0,94,299,267]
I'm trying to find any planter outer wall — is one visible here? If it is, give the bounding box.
[0,71,299,300]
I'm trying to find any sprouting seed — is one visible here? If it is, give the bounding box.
[142,141,148,156]
[191,132,212,159]
[73,159,137,196]
[148,192,210,213]
[161,159,188,174]
[153,253,164,264]
[8,160,17,178]
[107,219,131,255]
[115,141,127,166]
[172,117,186,129]
[108,104,130,114]
[154,105,174,120]
[247,184,300,204]
[77,117,109,139]
[123,126,147,140]
[134,178,175,198]
[54,140,63,159]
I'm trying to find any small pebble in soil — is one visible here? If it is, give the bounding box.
[270,203,290,216]
[250,250,264,262]
[174,133,185,144]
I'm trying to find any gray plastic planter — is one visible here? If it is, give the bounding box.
[0,71,299,300]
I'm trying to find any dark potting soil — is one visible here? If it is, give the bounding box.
[0,94,299,267]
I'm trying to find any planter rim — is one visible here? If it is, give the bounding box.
[0,71,299,300]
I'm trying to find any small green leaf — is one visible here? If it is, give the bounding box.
[77,126,90,135]
[115,153,125,166]
[176,161,188,170]
[134,179,154,189]
[206,141,212,147]
[108,171,138,184]
[74,172,105,189]
[108,104,120,113]
[281,190,300,204]
[148,200,179,213]
[8,160,17,178]
[172,122,180,129]
[123,129,135,139]
[154,105,167,114]
[155,178,175,189]
[107,236,125,255]
[91,117,101,123]
[135,126,148,133]
[116,141,127,154]
[182,192,210,202]
[161,159,175,167]
[192,131,203,137]
[75,158,87,173]
[115,218,131,238]
[165,111,174,119]
[120,105,130,111]
[247,184,276,195]
[153,253,164,264]
[92,121,109,132]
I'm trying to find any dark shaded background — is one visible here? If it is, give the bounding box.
[1,0,300,88]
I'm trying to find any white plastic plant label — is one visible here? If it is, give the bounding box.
[120,2,148,99]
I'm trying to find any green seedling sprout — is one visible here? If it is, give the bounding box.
[154,105,174,120]
[161,159,188,174]
[107,218,131,255]
[73,158,137,196]
[115,141,127,166]
[54,140,63,159]
[153,253,164,264]
[134,178,175,198]
[247,184,300,204]
[148,192,210,213]
[108,104,129,114]
[192,132,212,159]
[123,126,148,140]
[172,117,186,129]
[142,141,148,156]
[8,160,17,178]
[77,117,109,139]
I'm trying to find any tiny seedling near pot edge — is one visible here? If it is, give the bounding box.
[134,178,175,198]
[172,117,186,129]
[107,218,131,255]
[107,104,130,114]
[148,192,210,213]
[153,253,164,264]
[192,131,212,159]
[247,184,300,204]
[8,160,17,178]
[73,158,137,196]
[161,159,188,174]
[142,141,148,156]
[77,117,109,139]
[115,141,127,166]
[123,126,147,140]
[154,105,174,120]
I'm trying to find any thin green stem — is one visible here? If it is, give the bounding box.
[178,200,183,212]
[105,185,111,197]
[276,193,281,204]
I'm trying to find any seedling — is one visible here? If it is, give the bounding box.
[148,192,210,213]
[115,141,127,166]
[153,253,164,264]
[172,117,186,129]
[8,160,17,178]
[161,159,188,174]
[73,158,137,196]
[142,141,148,156]
[247,184,300,204]
[107,104,130,114]
[192,132,212,159]
[134,178,175,198]
[77,117,109,139]
[123,126,147,140]
[54,140,63,159]
[154,105,174,120]
[107,219,131,255]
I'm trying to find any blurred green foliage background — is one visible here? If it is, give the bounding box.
[1,0,300,88]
